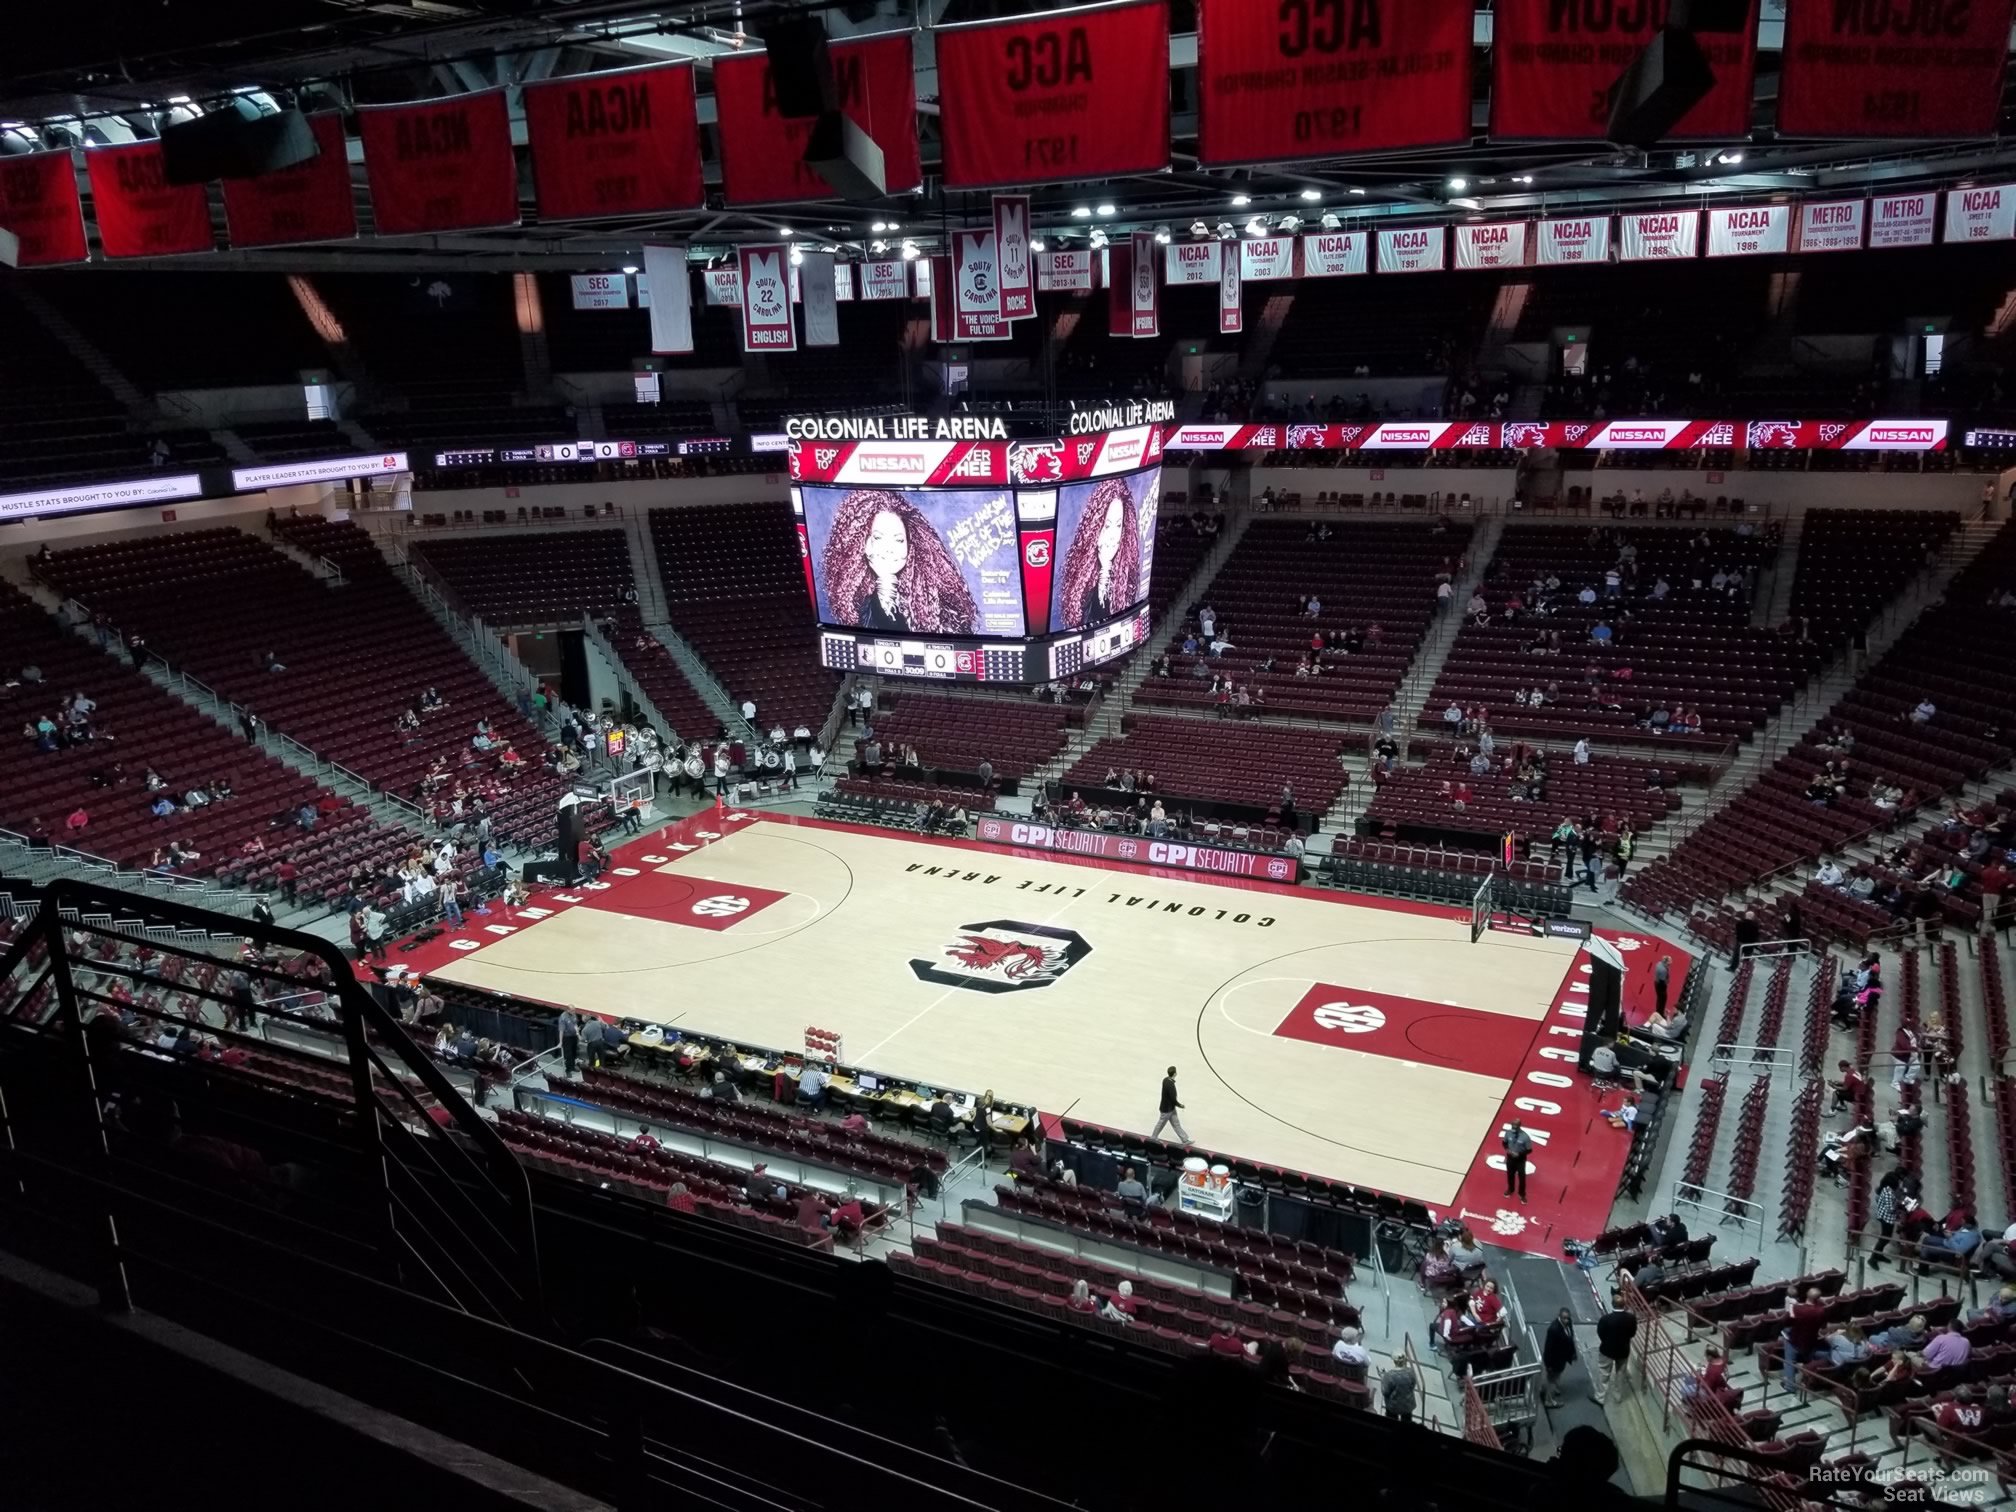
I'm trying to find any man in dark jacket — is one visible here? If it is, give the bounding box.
[1542,1307,1579,1408]
[1150,1066,1190,1143]
[1502,1118,1534,1203]
[1594,1295,1637,1405]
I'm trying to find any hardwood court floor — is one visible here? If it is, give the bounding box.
[434,814,1591,1206]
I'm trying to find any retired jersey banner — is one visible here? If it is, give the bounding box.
[834,262,855,301]
[643,245,693,355]
[1240,235,1295,280]
[1796,200,1865,253]
[913,255,933,300]
[1195,0,1471,166]
[713,33,921,206]
[702,266,741,306]
[1778,0,2015,139]
[1038,248,1096,291]
[220,112,355,248]
[1454,221,1528,270]
[859,258,908,300]
[1491,0,1758,141]
[359,91,518,235]
[1377,225,1445,274]
[737,244,795,351]
[953,226,1003,320]
[1870,192,1937,249]
[1945,184,2016,244]
[929,255,954,342]
[523,63,703,221]
[1535,215,1610,265]
[0,149,87,266]
[937,0,1169,188]
[1165,240,1223,285]
[1127,230,1160,336]
[800,253,840,347]
[1619,210,1699,262]
[993,195,1035,319]
[85,143,213,258]
[1219,242,1243,334]
[1706,204,1790,258]
[1300,229,1367,277]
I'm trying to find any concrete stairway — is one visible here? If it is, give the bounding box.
[1392,515,1504,758]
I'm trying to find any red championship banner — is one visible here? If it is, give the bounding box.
[1454,221,1528,270]
[1706,203,1790,258]
[937,0,1169,188]
[85,142,213,258]
[1778,0,2015,139]
[1127,230,1160,336]
[0,149,87,266]
[523,63,703,220]
[1796,199,1865,254]
[713,33,920,206]
[1219,242,1243,334]
[358,91,519,235]
[993,195,1035,319]
[220,112,355,248]
[1491,0,1757,141]
[929,254,955,342]
[737,244,796,352]
[1197,0,1470,165]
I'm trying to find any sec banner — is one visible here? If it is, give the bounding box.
[1196,0,1470,166]
[713,33,920,206]
[1491,0,1757,141]
[358,91,519,235]
[937,0,1169,188]
[1778,0,2015,139]
[523,63,703,220]
[0,149,87,266]
[220,112,356,248]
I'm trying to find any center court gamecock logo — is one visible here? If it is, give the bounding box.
[1009,441,1062,483]
[910,919,1092,995]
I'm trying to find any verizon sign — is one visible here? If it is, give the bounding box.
[1870,194,1936,249]
[1535,216,1610,266]
[1945,185,2016,244]
[1619,211,1699,262]
[1796,200,1864,254]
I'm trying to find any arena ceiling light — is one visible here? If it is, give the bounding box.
[1028,236,1044,250]
[1446,177,1468,192]
[870,220,888,232]
[1230,193,1250,207]
[1277,214,1300,232]
[1348,187,1365,195]
[1088,227,1109,249]
[1320,212,1341,229]
[621,264,638,274]
[900,239,918,259]
[1071,205,1091,218]
[1189,219,1210,237]
[1298,187,1321,201]
[1244,215,1266,237]
[1095,202,1116,216]
[870,239,887,253]
[1153,225,1170,243]
[1214,221,1235,239]
[789,246,803,265]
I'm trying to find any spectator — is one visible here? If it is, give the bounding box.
[1114,1165,1149,1209]
[1330,1326,1370,1381]
[1541,1307,1579,1407]
[1923,1319,1972,1371]
[1380,1363,1416,1423]
[1780,1287,1829,1393]
[1593,1295,1636,1405]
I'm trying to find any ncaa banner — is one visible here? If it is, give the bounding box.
[1491,0,1757,141]
[1535,215,1610,265]
[1300,230,1367,277]
[1945,184,2016,244]
[702,266,741,306]
[1164,240,1222,285]
[1239,235,1295,281]
[1454,221,1528,271]
[643,245,693,355]
[1377,225,1444,274]
[1796,200,1865,254]
[859,259,908,300]
[993,195,1035,319]
[1127,230,1160,337]
[800,253,840,347]
[220,112,355,248]
[1619,210,1699,262]
[737,245,795,351]
[522,63,703,221]
[712,33,920,205]
[85,142,212,257]
[1196,0,1470,166]
[1219,244,1243,335]
[0,149,88,266]
[937,0,1169,188]
[1870,193,1936,249]
[1037,248,1096,291]
[1778,0,2015,138]
[1706,204,1790,258]
[358,91,519,235]
[953,226,1003,319]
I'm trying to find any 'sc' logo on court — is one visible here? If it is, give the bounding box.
[1312,1003,1387,1034]
[692,895,752,918]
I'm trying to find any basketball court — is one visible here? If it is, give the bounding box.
[411,810,1690,1255]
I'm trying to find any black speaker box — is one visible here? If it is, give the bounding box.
[1675,0,1752,32]
[1604,27,1716,148]
[762,16,837,119]
[161,102,320,184]
[803,110,888,199]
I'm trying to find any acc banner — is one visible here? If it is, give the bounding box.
[1945,184,2016,244]
[1619,210,1699,262]
[1240,235,1295,280]
[1778,0,2015,138]
[523,64,703,220]
[1454,221,1528,270]
[993,195,1035,319]
[1706,204,1790,258]
[859,259,908,300]
[1377,225,1444,274]
[1197,0,1470,166]
[359,91,519,235]
[712,33,920,206]
[1535,215,1609,265]
[85,143,212,258]
[1870,192,1937,248]
[1037,248,1096,291]
[1218,243,1243,334]
[1165,240,1223,285]
[643,245,693,355]
[1300,229,1367,277]
[953,226,1002,319]
[1491,0,1757,140]
[220,112,355,248]
[0,149,87,266]
[937,0,1169,188]
[1796,200,1865,253]
[737,245,796,351]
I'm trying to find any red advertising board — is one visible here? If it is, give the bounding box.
[1778,0,2014,138]
[1196,0,1470,165]
[713,32,920,206]
[220,112,356,248]
[1161,418,1951,452]
[936,0,1169,188]
[85,142,213,258]
[523,63,704,220]
[1491,0,1757,140]
[0,149,87,266]
[358,90,520,235]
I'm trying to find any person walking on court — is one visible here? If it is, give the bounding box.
[1652,954,1671,1018]
[1593,1294,1636,1405]
[1502,1118,1534,1203]
[1151,1066,1191,1143]
[1542,1308,1579,1407]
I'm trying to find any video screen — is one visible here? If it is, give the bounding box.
[1048,467,1160,632]
[798,483,1026,639]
